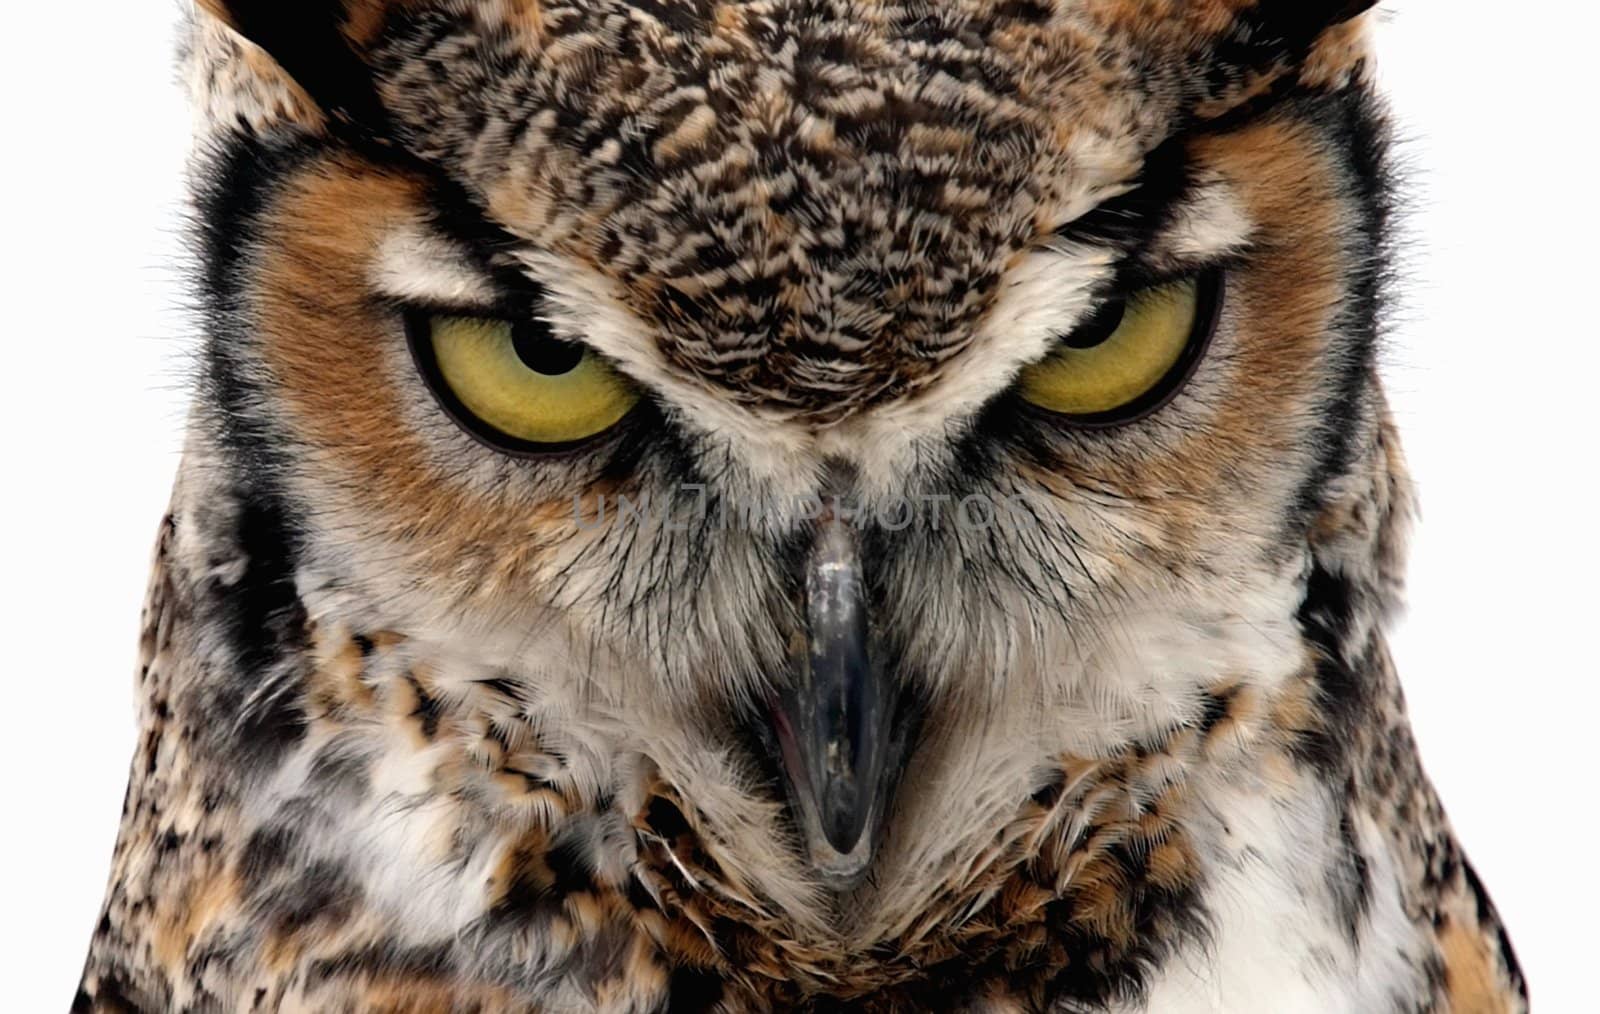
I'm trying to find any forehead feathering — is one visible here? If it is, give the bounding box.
[193,0,1375,422]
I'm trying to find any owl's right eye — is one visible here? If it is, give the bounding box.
[406,312,641,452]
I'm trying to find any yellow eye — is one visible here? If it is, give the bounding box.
[411,313,640,450]
[1018,272,1221,424]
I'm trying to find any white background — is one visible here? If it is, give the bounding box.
[1,4,1593,1009]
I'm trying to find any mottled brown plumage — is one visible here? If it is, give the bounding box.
[78,2,1523,1011]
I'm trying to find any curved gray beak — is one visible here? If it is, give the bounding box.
[767,514,905,887]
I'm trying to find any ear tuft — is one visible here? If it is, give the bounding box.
[1332,1,1381,25]
[1249,0,1381,50]
[197,0,387,129]
[1189,0,1380,118]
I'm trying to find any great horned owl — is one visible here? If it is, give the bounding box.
[76,2,1525,1011]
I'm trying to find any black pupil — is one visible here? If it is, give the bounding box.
[1061,297,1127,350]
[511,320,584,375]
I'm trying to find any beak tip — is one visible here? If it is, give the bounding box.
[820,778,868,856]
[804,805,878,890]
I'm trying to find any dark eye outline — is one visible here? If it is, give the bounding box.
[1024,268,1226,430]
[402,307,645,458]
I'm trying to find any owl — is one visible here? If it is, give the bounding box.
[75,1,1525,1011]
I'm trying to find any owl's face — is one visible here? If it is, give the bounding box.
[194,0,1388,884]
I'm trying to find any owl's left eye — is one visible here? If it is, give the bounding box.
[407,312,641,452]
[1018,270,1223,426]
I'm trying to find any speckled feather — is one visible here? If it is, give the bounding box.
[78,2,1523,1011]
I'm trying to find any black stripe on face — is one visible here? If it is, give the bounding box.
[191,133,327,765]
[1282,86,1395,530]
[194,133,322,480]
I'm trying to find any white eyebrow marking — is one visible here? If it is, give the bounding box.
[372,223,499,307]
[1152,175,1255,262]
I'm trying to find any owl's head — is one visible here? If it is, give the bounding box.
[187,0,1399,886]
